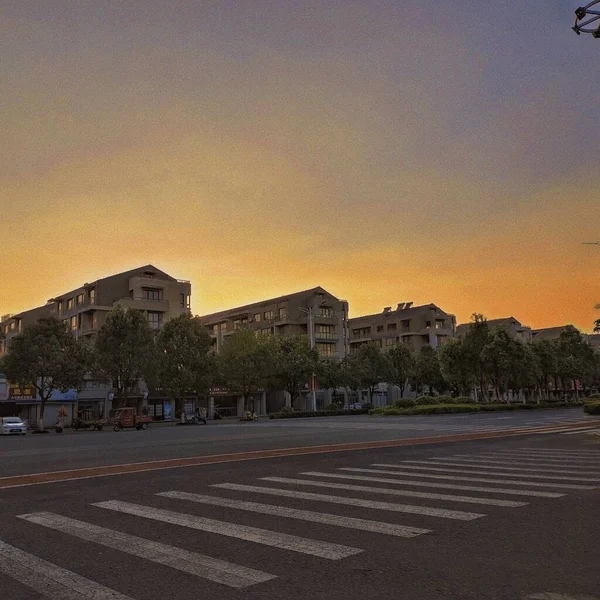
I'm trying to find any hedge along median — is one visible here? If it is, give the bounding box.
[369,401,580,416]
[269,408,370,419]
[583,401,600,415]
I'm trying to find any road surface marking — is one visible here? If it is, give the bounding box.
[561,428,600,435]
[526,593,600,599]
[17,511,274,589]
[371,463,600,483]
[1,421,594,490]
[341,468,595,490]
[158,490,429,538]
[436,457,598,471]
[93,500,361,560]
[515,448,600,454]
[295,472,564,497]
[454,453,598,463]
[0,539,134,599]
[400,460,600,477]
[210,483,484,520]
[260,476,527,507]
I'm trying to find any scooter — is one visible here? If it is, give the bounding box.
[54,422,63,434]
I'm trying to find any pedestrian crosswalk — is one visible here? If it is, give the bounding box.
[1,445,599,598]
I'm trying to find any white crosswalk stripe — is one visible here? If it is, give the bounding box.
[514,448,600,455]
[259,476,528,507]
[340,467,596,489]
[17,511,275,589]
[399,459,600,481]
[371,463,600,483]
[295,471,565,497]
[454,452,599,463]
[211,482,484,520]
[93,500,362,560]
[159,490,430,538]
[428,458,599,473]
[0,539,134,599]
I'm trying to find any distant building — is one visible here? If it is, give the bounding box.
[531,325,571,341]
[198,287,350,414]
[0,265,191,425]
[456,316,532,343]
[348,302,456,353]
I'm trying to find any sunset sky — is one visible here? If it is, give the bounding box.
[1,1,599,330]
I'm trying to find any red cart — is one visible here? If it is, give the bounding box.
[110,408,152,432]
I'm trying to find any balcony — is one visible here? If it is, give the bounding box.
[116,297,170,312]
[315,332,338,341]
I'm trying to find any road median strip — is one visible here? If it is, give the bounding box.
[0,420,596,490]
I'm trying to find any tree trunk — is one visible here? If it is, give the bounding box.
[38,399,47,431]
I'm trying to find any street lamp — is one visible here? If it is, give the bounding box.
[573,2,600,37]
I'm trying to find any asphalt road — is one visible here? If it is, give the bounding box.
[1,409,599,600]
[0,407,594,478]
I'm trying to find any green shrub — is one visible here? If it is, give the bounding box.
[453,396,474,404]
[362,402,374,410]
[325,403,340,411]
[480,403,518,411]
[393,399,416,409]
[269,409,369,419]
[435,395,454,404]
[278,405,294,414]
[583,401,600,415]
[586,393,600,400]
[415,396,439,405]
[402,404,481,415]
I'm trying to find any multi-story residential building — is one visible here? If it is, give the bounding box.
[0,265,191,425]
[348,302,456,353]
[531,325,571,341]
[456,316,532,342]
[199,286,349,358]
[198,287,350,414]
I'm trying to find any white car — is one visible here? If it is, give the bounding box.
[1,417,27,435]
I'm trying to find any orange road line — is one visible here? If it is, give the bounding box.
[0,420,596,490]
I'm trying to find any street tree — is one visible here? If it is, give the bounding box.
[481,329,516,402]
[271,335,320,408]
[461,314,492,401]
[155,314,214,417]
[386,344,414,397]
[439,338,473,396]
[531,339,558,401]
[217,328,274,412]
[353,343,392,404]
[0,317,91,431]
[414,344,444,395]
[94,306,155,408]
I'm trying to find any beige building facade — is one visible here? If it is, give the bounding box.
[348,302,456,353]
[0,265,191,425]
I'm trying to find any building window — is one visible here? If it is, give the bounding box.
[264,310,275,320]
[219,322,227,332]
[278,307,287,320]
[351,327,371,339]
[376,325,384,332]
[180,293,185,307]
[316,325,336,340]
[212,325,219,335]
[9,321,15,331]
[425,321,432,328]
[147,312,163,330]
[62,319,69,329]
[387,323,397,332]
[315,342,335,357]
[88,289,95,305]
[261,328,271,336]
[254,313,261,322]
[401,319,411,332]
[142,288,163,302]
[435,319,445,329]
[385,337,395,346]
[233,319,241,330]
[70,316,77,331]
[319,307,333,317]
[57,302,63,316]
[241,317,248,325]
[92,313,98,329]
[66,298,74,310]
[76,293,84,306]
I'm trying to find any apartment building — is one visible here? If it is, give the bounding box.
[456,316,533,342]
[199,286,349,358]
[0,265,191,425]
[348,302,456,353]
[198,287,349,414]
